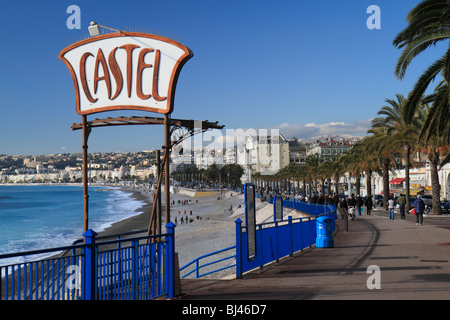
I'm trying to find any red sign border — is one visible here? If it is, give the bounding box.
[59,32,193,115]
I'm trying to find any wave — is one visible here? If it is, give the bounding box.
[91,188,146,233]
[0,186,146,267]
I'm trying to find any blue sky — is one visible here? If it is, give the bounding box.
[0,0,442,155]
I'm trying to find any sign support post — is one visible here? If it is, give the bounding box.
[82,115,91,233]
[164,114,171,227]
[155,149,162,236]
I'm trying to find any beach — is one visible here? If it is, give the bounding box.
[96,187,240,277]
[96,186,309,279]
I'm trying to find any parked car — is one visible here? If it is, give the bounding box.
[440,200,450,214]
[421,195,433,206]
[374,194,383,206]
[419,195,433,213]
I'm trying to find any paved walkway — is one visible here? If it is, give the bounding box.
[180,209,450,300]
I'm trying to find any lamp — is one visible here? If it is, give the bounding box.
[88,22,100,36]
[88,21,124,36]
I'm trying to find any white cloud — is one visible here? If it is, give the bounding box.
[275,119,372,141]
[174,119,372,152]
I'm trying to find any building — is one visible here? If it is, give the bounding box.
[239,134,290,178]
[288,137,307,165]
[307,137,352,160]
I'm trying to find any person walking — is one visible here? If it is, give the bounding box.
[356,195,363,216]
[414,195,425,226]
[337,197,348,220]
[365,196,373,215]
[388,196,396,220]
[397,195,406,219]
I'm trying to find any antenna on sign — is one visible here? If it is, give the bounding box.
[88,21,125,36]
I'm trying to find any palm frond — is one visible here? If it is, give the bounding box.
[395,29,450,79]
[404,55,446,122]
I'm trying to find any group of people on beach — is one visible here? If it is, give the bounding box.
[173,198,204,225]
[172,199,198,205]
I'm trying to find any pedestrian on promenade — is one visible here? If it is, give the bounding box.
[333,193,339,206]
[347,194,356,207]
[337,197,348,220]
[414,195,425,226]
[398,195,406,219]
[318,194,325,205]
[388,196,396,220]
[356,195,363,216]
[365,196,373,215]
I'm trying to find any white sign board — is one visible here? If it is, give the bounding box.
[59,32,192,115]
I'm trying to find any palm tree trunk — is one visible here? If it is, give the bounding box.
[356,172,361,196]
[303,180,306,198]
[383,158,390,210]
[327,177,333,196]
[405,146,411,212]
[366,169,373,197]
[430,151,442,215]
[334,174,340,195]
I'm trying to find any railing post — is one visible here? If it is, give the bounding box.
[258,225,264,270]
[83,229,97,301]
[235,219,242,279]
[196,259,200,279]
[166,221,176,299]
[275,221,279,263]
[288,216,293,257]
[131,239,139,300]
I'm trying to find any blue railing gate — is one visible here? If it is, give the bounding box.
[0,222,176,300]
[180,200,337,279]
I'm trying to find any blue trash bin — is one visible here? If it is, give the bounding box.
[316,216,334,248]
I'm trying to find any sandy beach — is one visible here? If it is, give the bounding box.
[95,186,310,279]
[96,187,241,272]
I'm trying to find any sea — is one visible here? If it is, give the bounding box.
[0,184,145,265]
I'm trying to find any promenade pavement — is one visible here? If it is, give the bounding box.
[180,208,450,300]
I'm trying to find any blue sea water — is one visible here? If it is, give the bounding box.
[0,185,145,263]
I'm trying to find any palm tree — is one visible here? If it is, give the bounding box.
[371,94,422,211]
[318,160,333,195]
[305,154,322,197]
[365,127,398,209]
[329,155,344,196]
[347,140,381,201]
[337,148,361,196]
[221,163,244,186]
[417,104,449,214]
[393,0,450,147]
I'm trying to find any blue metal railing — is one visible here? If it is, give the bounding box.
[179,246,236,279]
[0,223,176,300]
[180,200,337,279]
[269,197,334,215]
[0,243,86,300]
[236,215,316,278]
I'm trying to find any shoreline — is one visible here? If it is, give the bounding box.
[95,186,154,239]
